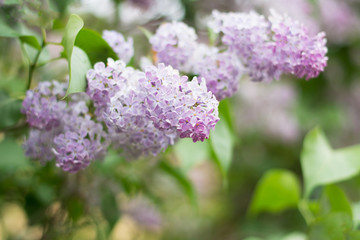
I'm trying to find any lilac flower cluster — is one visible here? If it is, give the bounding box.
[140,64,219,142]
[87,59,176,158]
[87,58,219,158]
[191,45,244,100]
[149,11,328,99]
[102,30,134,64]
[209,10,328,82]
[149,22,197,71]
[22,81,107,173]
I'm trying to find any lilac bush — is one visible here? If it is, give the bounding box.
[21,9,328,172]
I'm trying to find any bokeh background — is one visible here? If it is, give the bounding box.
[1,0,360,239]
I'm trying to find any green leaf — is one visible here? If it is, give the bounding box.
[309,213,353,240]
[301,127,360,197]
[19,36,42,50]
[0,91,22,129]
[174,138,210,172]
[210,118,234,183]
[0,138,29,172]
[101,189,120,230]
[61,14,90,98]
[249,169,301,216]
[159,160,197,208]
[321,184,352,218]
[62,14,83,58]
[0,18,41,50]
[63,46,91,97]
[75,28,118,65]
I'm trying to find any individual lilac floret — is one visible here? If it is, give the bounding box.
[102,30,134,64]
[22,81,67,130]
[192,45,244,100]
[141,64,219,142]
[149,22,197,71]
[209,10,328,82]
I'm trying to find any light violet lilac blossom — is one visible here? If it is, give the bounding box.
[191,45,244,100]
[150,21,197,71]
[102,30,134,64]
[209,10,328,82]
[141,63,219,142]
[22,81,107,173]
[87,59,219,148]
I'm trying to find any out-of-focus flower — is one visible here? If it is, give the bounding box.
[236,0,319,33]
[127,0,155,10]
[119,0,184,26]
[102,30,134,64]
[318,0,360,43]
[235,81,300,142]
[209,10,328,82]
[236,0,360,44]
[123,196,163,231]
[22,81,67,130]
[22,81,107,172]
[193,47,244,100]
[150,21,197,71]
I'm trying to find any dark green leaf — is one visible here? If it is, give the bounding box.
[159,160,197,208]
[75,28,118,65]
[322,184,352,218]
[101,189,120,230]
[249,169,301,216]
[19,36,42,50]
[301,127,360,197]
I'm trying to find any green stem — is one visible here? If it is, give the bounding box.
[46,41,62,46]
[27,29,47,90]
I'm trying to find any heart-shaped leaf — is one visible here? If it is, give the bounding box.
[301,128,360,197]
